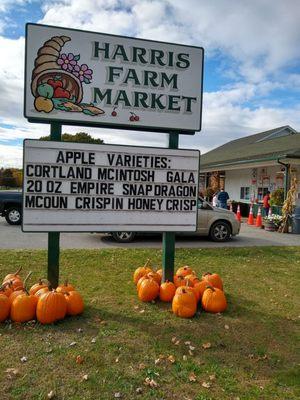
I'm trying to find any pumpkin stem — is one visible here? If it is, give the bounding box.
[206,284,215,292]
[13,266,22,277]
[23,271,33,289]
[144,258,151,268]
[203,271,212,276]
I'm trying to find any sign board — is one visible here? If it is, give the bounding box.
[22,140,200,232]
[24,23,204,134]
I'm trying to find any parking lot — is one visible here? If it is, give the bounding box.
[0,219,299,249]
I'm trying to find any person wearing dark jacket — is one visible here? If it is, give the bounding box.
[217,188,229,209]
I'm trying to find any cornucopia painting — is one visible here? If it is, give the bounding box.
[31,35,104,116]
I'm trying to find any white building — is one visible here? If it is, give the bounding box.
[200,126,300,204]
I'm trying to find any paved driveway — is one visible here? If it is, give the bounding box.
[0,219,299,249]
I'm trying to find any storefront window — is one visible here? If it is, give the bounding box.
[240,187,250,200]
[257,187,269,200]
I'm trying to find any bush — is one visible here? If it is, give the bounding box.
[270,189,284,206]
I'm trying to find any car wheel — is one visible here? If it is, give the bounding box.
[209,221,231,242]
[5,207,22,225]
[111,232,136,243]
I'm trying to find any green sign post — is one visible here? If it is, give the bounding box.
[47,122,61,288]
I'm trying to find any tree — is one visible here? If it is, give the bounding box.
[0,168,17,188]
[39,132,104,144]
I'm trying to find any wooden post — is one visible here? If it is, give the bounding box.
[47,122,61,288]
[162,132,179,282]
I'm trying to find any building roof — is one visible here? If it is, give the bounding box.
[201,126,300,170]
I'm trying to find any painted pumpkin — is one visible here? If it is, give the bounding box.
[0,293,10,322]
[138,276,159,302]
[65,291,84,316]
[56,280,75,293]
[175,266,193,277]
[37,291,67,324]
[29,279,49,295]
[201,286,227,313]
[202,272,223,291]
[159,280,176,302]
[10,293,37,323]
[133,259,152,285]
[172,287,197,318]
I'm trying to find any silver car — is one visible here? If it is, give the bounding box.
[110,197,240,243]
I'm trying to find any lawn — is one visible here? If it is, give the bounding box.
[0,247,299,400]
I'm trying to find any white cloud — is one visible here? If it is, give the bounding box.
[0,144,23,167]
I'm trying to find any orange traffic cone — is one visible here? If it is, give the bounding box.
[255,206,262,228]
[247,205,254,225]
[236,204,241,222]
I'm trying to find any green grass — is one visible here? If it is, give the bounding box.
[0,247,299,400]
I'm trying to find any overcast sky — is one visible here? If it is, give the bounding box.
[0,0,300,167]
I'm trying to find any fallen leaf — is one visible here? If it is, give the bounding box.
[77,328,83,333]
[47,390,55,399]
[138,363,146,370]
[76,355,84,364]
[115,357,119,363]
[202,381,211,388]
[139,309,145,314]
[184,341,191,345]
[167,355,176,363]
[91,338,97,343]
[174,340,180,346]
[182,355,188,361]
[144,377,159,388]
[81,374,88,381]
[188,350,194,356]
[136,387,143,394]
[20,356,27,363]
[171,337,177,343]
[189,345,195,351]
[202,342,211,349]
[209,374,216,381]
[69,341,77,347]
[134,305,139,310]
[114,393,122,398]
[224,325,230,330]
[100,320,106,325]
[189,372,197,382]
[5,368,19,376]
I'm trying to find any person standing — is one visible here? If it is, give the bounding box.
[263,191,271,216]
[217,188,229,209]
[212,192,219,207]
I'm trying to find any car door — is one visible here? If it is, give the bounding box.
[196,198,209,234]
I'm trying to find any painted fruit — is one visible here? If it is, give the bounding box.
[53,87,70,99]
[34,96,54,113]
[37,83,54,99]
[47,78,63,90]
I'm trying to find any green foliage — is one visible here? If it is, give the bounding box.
[270,188,284,206]
[39,131,104,144]
[0,167,22,188]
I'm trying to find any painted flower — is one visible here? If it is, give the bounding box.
[57,53,79,72]
[73,63,93,83]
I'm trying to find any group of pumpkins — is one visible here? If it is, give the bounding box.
[133,260,227,318]
[0,267,84,324]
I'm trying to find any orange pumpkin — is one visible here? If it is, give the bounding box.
[9,289,25,305]
[3,277,24,292]
[56,280,75,293]
[175,266,193,277]
[10,293,37,323]
[35,287,50,297]
[3,266,22,283]
[133,259,152,285]
[138,276,159,302]
[0,293,10,322]
[185,274,200,286]
[201,286,227,313]
[29,279,49,295]
[159,280,176,302]
[0,282,13,298]
[193,280,208,301]
[37,291,67,324]
[156,269,162,278]
[146,271,161,285]
[65,291,84,316]
[172,287,197,318]
[174,275,194,288]
[202,272,223,291]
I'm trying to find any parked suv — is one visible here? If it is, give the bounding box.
[111,197,240,243]
[0,191,22,225]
